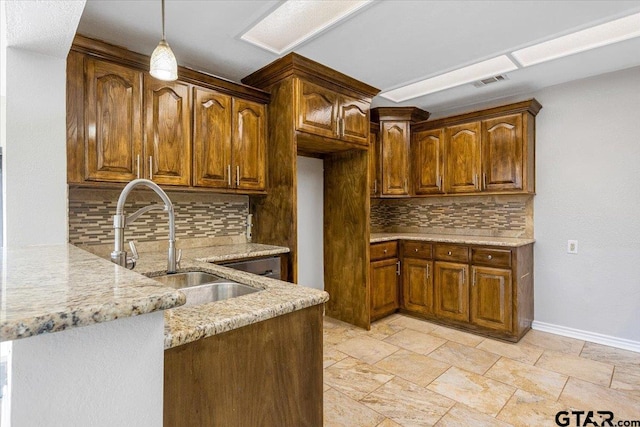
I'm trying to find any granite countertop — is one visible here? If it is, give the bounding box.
[0,244,185,342]
[371,232,535,247]
[132,243,328,350]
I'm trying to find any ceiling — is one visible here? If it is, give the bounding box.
[77,0,640,117]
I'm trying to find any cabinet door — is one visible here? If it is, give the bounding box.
[85,58,143,182]
[381,121,410,195]
[339,95,369,145]
[193,87,232,188]
[471,266,512,332]
[445,122,481,193]
[369,126,380,196]
[434,262,469,322]
[295,79,338,139]
[482,114,523,191]
[413,129,444,195]
[402,258,433,315]
[370,258,400,321]
[232,99,266,191]
[144,76,192,186]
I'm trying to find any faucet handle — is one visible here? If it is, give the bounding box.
[129,241,139,261]
[176,248,182,269]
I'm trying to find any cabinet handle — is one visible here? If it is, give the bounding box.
[149,156,153,180]
[474,174,478,190]
[396,260,401,276]
[436,175,441,190]
[487,255,493,260]
[373,179,377,194]
[447,251,452,256]
[227,165,231,187]
[483,173,487,190]
[336,117,340,136]
[383,249,388,254]
[136,155,140,179]
[472,270,476,286]
[404,178,408,191]
[236,165,240,187]
[426,263,430,279]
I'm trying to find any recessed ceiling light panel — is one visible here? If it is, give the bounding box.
[379,56,518,103]
[241,0,372,55]
[512,12,640,67]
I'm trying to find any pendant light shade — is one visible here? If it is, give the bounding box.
[150,0,177,81]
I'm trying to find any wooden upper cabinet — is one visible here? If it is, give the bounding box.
[381,121,410,196]
[232,99,266,191]
[144,76,192,186]
[295,79,338,139]
[445,122,481,194]
[84,58,143,182]
[471,266,512,333]
[482,114,523,192]
[193,87,232,189]
[339,95,369,145]
[413,129,444,195]
[369,124,380,196]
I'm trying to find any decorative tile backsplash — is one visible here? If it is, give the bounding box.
[69,188,249,245]
[371,195,533,238]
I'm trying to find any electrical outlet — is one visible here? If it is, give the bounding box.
[567,240,578,254]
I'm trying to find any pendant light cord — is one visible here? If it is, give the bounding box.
[161,0,166,41]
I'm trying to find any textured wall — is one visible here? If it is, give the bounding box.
[69,188,249,245]
[371,195,533,238]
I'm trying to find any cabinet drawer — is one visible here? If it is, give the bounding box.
[435,244,469,262]
[371,242,398,261]
[471,248,512,268]
[401,241,433,259]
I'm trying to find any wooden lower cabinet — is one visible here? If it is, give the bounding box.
[434,261,470,322]
[164,305,323,427]
[471,266,512,332]
[370,257,400,321]
[401,257,433,315]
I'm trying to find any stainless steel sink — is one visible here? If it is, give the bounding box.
[149,271,261,306]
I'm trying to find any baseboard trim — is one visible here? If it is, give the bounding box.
[532,321,640,353]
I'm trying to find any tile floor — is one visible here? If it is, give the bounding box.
[323,313,640,427]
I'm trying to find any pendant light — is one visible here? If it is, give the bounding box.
[150,0,178,81]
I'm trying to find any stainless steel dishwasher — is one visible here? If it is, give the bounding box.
[219,256,281,279]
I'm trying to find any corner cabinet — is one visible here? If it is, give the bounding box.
[67,35,269,194]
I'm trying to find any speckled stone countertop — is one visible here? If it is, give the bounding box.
[371,232,535,247]
[132,244,328,350]
[0,245,185,342]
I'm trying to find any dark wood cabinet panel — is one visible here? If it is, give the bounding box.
[84,58,143,182]
[434,261,469,322]
[471,266,512,332]
[340,95,369,145]
[402,258,433,315]
[232,99,266,191]
[413,129,444,195]
[369,124,380,196]
[381,121,410,195]
[370,257,400,321]
[193,87,232,188]
[482,114,523,191]
[295,79,338,139]
[445,122,481,194]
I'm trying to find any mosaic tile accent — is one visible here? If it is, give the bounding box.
[371,195,532,238]
[69,189,249,245]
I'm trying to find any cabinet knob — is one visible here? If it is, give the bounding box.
[447,251,452,255]
[383,249,388,254]
[415,248,418,252]
[487,255,493,260]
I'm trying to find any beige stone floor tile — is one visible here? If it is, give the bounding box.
[324,383,332,392]
[323,318,366,345]
[375,418,404,427]
[324,345,349,369]
[611,364,640,395]
[485,357,568,400]
[497,389,569,427]
[428,341,500,375]
[324,357,395,400]
[383,328,446,355]
[375,313,405,324]
[559,377,640,421]
[361,377,455,427]
[388,315,439,334]
[435,403,514,427]
[580,342,640,367]
[375,349,450,387]
[335,335,400,365]
[324,388,385,427]
[521,330,585,355]
[367,319,406,341]
[536,350,613,387]
[427,367,516,416]
[476,338,544,365]
[429,325,486,347]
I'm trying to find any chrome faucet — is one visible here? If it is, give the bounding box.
[111,179,179,273]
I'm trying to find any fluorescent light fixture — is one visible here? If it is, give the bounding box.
[241,0,372,54]
[512,12,640,67]
[379,56,518,103]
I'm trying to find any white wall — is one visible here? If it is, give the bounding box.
[10,312,165,427]
[4,47,68,246]
[296,156,324,290]
[532,66,640,346]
